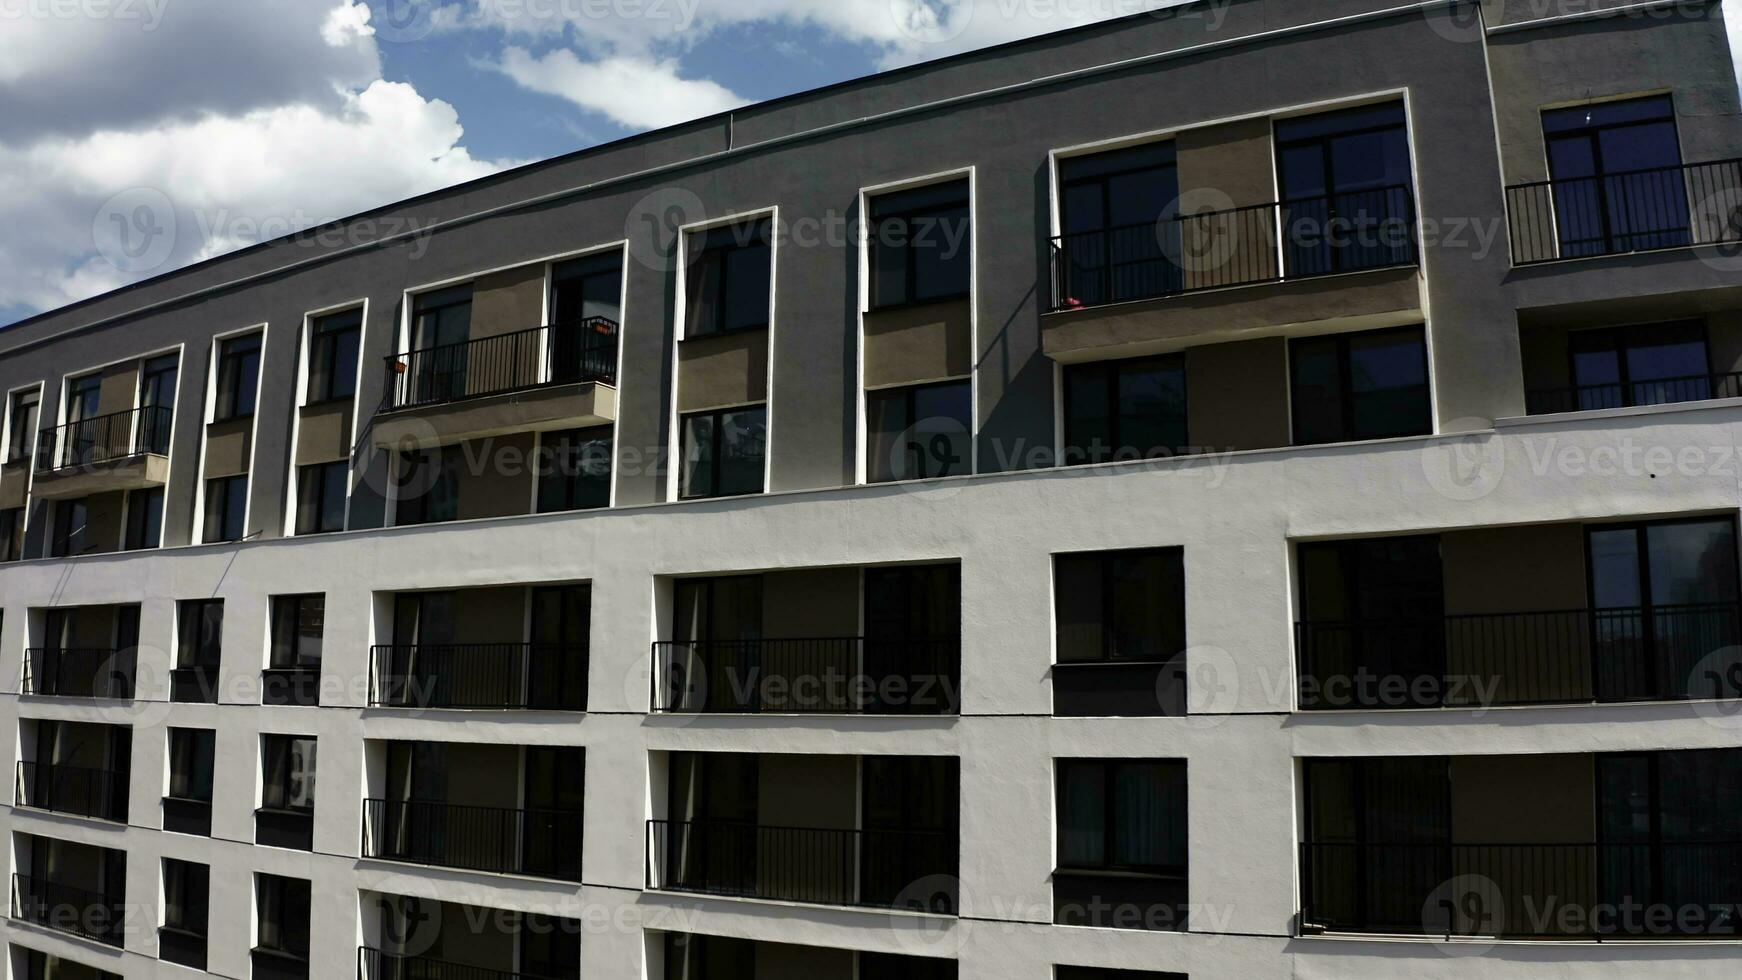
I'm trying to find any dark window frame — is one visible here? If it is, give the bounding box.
[869,180,973,311]
[269,594,325,671]
[1053,547,1187,665]
[0,506,24,562]
[7,387,39,463]
[1062,355,1189,466]
[307,309,362,404]
[1289,325,1432,446]
[254,873,312,960]
[167,727,216,803]
[678,404,767,500]
[213,333,263,422]
[203,474,248,543]
[177,598,224,669]
[49,497,88,558]
[685,219,773,338]
[1055,758,1188,876]
[162,858,210,938]
[1584,514,1742,614]
[537,426,614,513]
[260,734,318,814]
[1564,319,1713,408]
[295,460,348,535]
[124,486,165,551]
[866,378,973,483]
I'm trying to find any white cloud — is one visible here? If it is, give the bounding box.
[323,2,379,47]
[0,80,506,316]
[497,47,747,129]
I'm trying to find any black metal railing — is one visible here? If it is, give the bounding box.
[1296,603,1742,710]
[35,405,172,474]
[1049,185,1417,312]
[367,643,588,711]
[1506,158,1742,264]
[362,798,584,881]
[650,637,960,714]
[10,873,125,945]
[358,948,566,980]
[1301,841,1742,938]
[21,647,136,699]
[647,818,958,911]
[15,761,129,822]
[382,318,618,411]
[1525,371,1742,415]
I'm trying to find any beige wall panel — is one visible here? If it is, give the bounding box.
[863,299,972,389]
[679,330,770,412]
[1185,338,1290,452]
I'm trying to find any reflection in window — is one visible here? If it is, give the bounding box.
[261,735,317,812]
[680,405,766,499]
[538,426,613,512]
[296,460,347,535]
[1276,102,1415,276]
[1063,355,1187,465]
[1056,143,1181,306]
[1544,95,1687,257]
[214,333,262,421]
[687,220,772,337]
[1559,320,1714,412]
[867,380,971,483]
[308,309,361,403]
[1290,326,1431,445]
[270,595,325,670]
[869,180,972,309]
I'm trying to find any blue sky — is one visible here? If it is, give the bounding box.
[2,0,1739,328]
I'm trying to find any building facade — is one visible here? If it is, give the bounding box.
[3,0,1742,977]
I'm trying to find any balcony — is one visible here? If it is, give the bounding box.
[361,798,583,881]
[1505,158,1742,265]
[1526,370,1742,416]
[373,319,617,451]
[1300,750,1742,940]
[1297,603,1742,709]
[10,873,124,946]
[359,948,568,980]
[21,648,135,699]
[647,819,958,911]
[31,406,172,500]
[15,761,129,822]
[651,637,960,714]
[368,643,587,711]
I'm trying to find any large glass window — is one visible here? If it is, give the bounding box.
[869,180,972,309]
[1063,355,1187,465]
[202,474,247,542]
[177,599,224,670]
[680,405,766,499]
[1290,326,1430,445]
[0,507,23,562]
[213,333,262,421]
[538,426,613,513]
[395,446,460,525]
[162,858,209,939]
[255,874,311,960]
[1544,95,1687,257]
[138,352,178,455]
[7,387,39,463]
[686,219,772,337]
[167,728,216,805]
[867,380,971,482]
[307,309,361,403]
[1055,548,1186,664]
[1057,759,1187,873]
[549,253,623,384]
[124,487,164,550]
[270,595,324,671]
[407,285,474,403]
[49,498,87,557]
[296,460,347,535]
[1276,102,1415,275]
[1056,143,1181,307]
[1562,320,1712,412]
[261,735,317,812]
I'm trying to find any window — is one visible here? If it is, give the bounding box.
[538,427,613,512]
[1056,143,1181,307]
[1544,95,1687,257]
[405,286,474,404]
[679,405,766,499]
[124,487,164,550]
[214,333,262,421]
[270,595,324,671]
[0,507,23,562]
[138,352,178,454]
[1057,759,1187,873]
[162,858,209,940]
[167,728,216,803]
[261,735,317,812]
[307,308,362,403]
[867,380,971,482]
[551,252,624,323]
[255,873,311,960]
[1063,356,1187,465]
[1275,102,1415,275]
[869,180,972,309]
[6,388,39,463]
[203,474,247,542]
[67,372,101,421]
[1561,320,1712,412]
[394,446,460,525]
[49,498,87,557]
[1290,326,1430,445]
[177,599,224,671]
[1296,535,1445,709]
[686,218,772,337]
[1054,548,1187,717]
[295,460,347,534]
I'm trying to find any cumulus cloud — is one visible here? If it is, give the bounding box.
[323,1,379,46]
[496,46,747,129]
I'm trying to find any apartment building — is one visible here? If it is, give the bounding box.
[2,0,1741,977]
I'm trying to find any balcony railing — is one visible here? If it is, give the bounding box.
[21,648,136,699]
[35,405,172,474]
[362,798,584,881]
[1525,371,1742,416]
[359,948,567,980]
[368,643,588,711]
[650,637,960,714]
[647,818,958,911]
[1296,603,1742,710]
[1301,841,1742,938]
[10,873,125,945]
[15,761,129,822]
[382,318,618,412]
[1506,158,1742,264]
[1048,185,1417,312]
